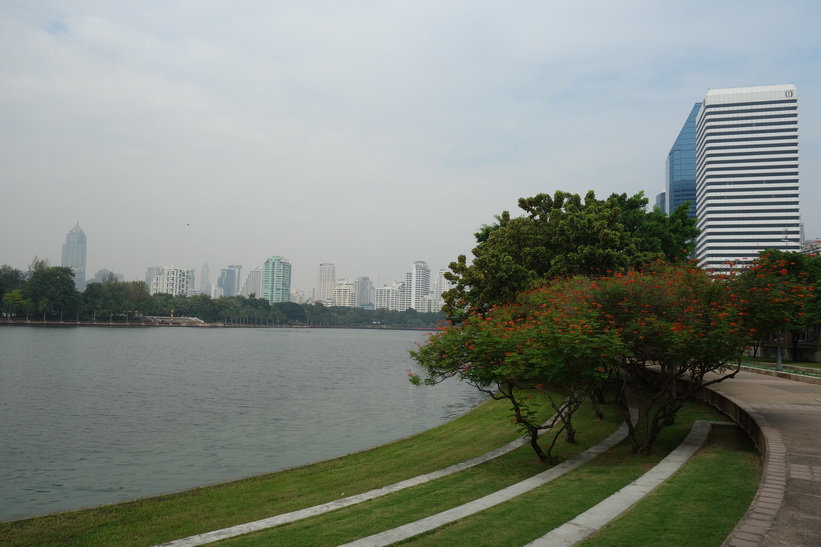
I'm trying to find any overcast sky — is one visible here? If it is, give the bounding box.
[2,1,820,294]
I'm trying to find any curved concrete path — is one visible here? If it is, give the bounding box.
[696,368,821,547]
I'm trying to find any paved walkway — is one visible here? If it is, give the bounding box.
[702,368,821,547]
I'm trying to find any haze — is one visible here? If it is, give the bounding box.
[2,1,820,293]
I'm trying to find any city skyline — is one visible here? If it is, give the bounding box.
[2,3,820,291]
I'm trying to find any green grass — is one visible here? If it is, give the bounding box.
[393,403,757,547]
[580,425,761,546]
[216,402,624,546]
[0,395,547,547]
[743,356,821,370]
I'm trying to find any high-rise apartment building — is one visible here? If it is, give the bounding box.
[315,263,336,303]
[374,283,402,311]
[695,84,801,272]
[406,261,430,311]
[262,256,291,303]
[666,103,701,218]
[150,266,195,296]
[240,267,263,297]
[333,281,356,307]
[61,223,87,290]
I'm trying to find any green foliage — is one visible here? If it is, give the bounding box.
[734,249,817,342]
[0,265,25,300]
[443,190,698,322]
[0,266,443,327]
[22,266,82,317]
[414,262,754,457]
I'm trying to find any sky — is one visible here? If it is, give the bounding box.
[2,1,820,294]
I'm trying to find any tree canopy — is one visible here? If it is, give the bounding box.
[442,190,698,322]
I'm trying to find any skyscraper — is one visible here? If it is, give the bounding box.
[217,265,242,298]
[316,263,336,303]
[408,261,430,312]
[240,267,263,298]
[695,84,801,272]
[354,276,374,308]
[262,256,292,303]
[666,103,701,218]
[200,263,211,295]
[61,223,87,290]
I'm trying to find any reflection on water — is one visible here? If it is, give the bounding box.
[0,326,485,520]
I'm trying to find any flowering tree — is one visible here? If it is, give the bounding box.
[734,250,815,367]
[411,277,622,461]
[413,263,763,458]
[591,264,751,454]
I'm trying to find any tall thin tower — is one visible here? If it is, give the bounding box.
[61,223,87,290]
[695,84,801,272]
[316,263,336,303]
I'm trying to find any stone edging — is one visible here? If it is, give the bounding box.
[694,384,787,547]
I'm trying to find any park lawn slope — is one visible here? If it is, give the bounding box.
[385,404,760,546]
[214,402,624,546]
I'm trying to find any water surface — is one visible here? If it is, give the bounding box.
[0,326,484,520]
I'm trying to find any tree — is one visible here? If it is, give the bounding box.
[592,263,750,454]
[413,263,754,458]
[0,265,26,301]
[22,266,81,318]
[442,190,698,322]
[734,250,816,367]
[411,277,622,461]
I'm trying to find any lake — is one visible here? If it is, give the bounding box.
[0,326,485,521]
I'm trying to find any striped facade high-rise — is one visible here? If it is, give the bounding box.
[695,84,801,273]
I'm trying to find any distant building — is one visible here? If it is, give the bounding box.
[354,276,374,308]
[333,280,356,307]
[262,256,291,303]
[240,267,263,298]
[200,263,211,295]
[150,266,195,296]
[374,283,402,311]
[695,84,801,272]
[91,269,124,284]
[666,103,700,218]
[61,223,87,290]
[430,267,451,311]
[315,263,336,303]
[217,265,242,297]
[407,261,430,311]
[655,192,667,214]
[146,266,162,287]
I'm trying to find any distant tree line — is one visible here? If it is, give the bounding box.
[0,260,443,328]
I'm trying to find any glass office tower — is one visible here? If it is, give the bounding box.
[666,103,701,218]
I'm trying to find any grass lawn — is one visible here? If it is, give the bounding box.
[394,403,759,546]
[743,356,821,371]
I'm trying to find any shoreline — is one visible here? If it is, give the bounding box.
[0,320,432,330]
